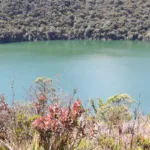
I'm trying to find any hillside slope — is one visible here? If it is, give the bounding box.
[0,0,150,43]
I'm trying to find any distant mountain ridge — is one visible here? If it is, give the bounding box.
[0,0,150,43]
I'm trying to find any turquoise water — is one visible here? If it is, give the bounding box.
[0,40,150,112]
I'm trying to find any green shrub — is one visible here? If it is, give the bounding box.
[137,135,150,149]
[97,94,134,126]
[98,135,117,149]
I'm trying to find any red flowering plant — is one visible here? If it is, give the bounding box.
[27,77,69,116]
[32,99,86,150]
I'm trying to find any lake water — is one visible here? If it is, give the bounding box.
[0,40,150,113]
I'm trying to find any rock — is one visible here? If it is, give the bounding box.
[144,29,150,41]
[84,26,93,38]
[127,34,133,40]
[137,34,143,40]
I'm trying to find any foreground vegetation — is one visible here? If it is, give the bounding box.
[0,0,150,43]
[0,77,150,150]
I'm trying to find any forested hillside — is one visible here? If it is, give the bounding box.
[0,0,150,43]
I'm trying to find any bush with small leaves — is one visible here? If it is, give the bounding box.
[32,100,86,150]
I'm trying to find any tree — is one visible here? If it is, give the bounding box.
[96,94,135,146]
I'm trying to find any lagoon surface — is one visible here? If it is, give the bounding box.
[0,41,150,112]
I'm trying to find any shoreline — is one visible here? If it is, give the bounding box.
[0,39,150,45]
[0,37,150,44]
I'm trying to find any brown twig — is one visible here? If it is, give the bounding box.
[11,73,15,106]
[0,139,14,150]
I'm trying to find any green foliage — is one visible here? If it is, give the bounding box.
[0,145,8,150]
[98,104,132,125]
[97,94,134,126]
[107,94,135,106]
[90,98,97,113]
[12,113,40,145]
[90,97,104,114]
[98,135,120,150]
[16,112,40,128]
[0,0,150,43]
[98,97,104,108]
[137,135,150,149]
[75,138,95,150]
[31,132,44,150]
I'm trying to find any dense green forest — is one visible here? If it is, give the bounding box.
[0,0,150,43]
